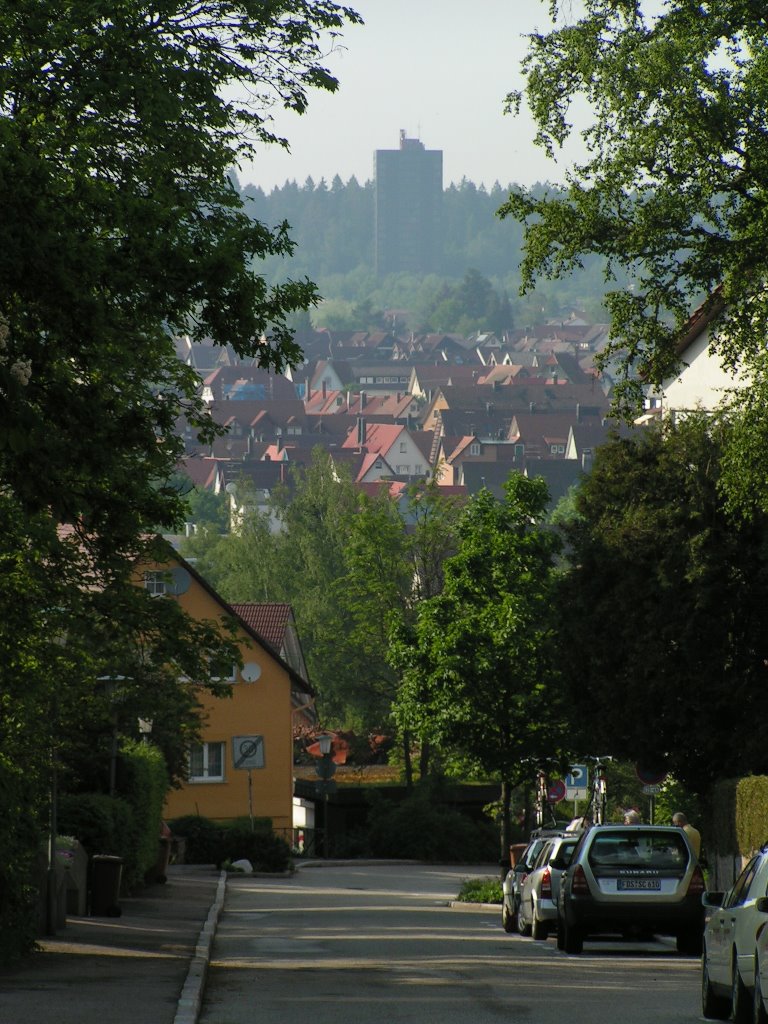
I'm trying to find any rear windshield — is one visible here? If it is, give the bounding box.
[588,830,689,870]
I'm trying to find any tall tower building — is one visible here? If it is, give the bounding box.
[374,131,443,276]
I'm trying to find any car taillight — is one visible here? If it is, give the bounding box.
[541,867,552,900]
[687,865,705,897]
[571,865,589,896]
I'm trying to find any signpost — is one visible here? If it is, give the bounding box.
[233,736,265,830]
[565,765,588,815]
[635,765,668,824]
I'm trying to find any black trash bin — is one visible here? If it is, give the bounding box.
[90,855,123,917]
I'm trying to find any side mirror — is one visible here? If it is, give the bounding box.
[756,896,768,914]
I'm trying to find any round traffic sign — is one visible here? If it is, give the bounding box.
[635,765,668,787]
[547,779,567,804]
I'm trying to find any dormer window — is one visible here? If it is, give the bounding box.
[470,443,481,456]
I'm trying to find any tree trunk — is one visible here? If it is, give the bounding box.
[499,778,512,880]
[402,729,413,789]
[418,737,431,780]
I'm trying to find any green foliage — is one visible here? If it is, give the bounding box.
[119,741,169,887]
[58,793,136,860]
[392,476,565,784]
[167,815,222,865]
[220,827,291,873]
[365,787,499,863]
[735,777,768,857]
[167,815,290,871]
[557,416,768,793]
[0,756,40,965]
[456,878,503,904]
[709,779,740,859]
[502,1,768,409]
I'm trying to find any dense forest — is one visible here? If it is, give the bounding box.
[236,173,628,332]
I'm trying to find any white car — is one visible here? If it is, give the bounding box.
[518,834,579,940]
[702,846,768,1021]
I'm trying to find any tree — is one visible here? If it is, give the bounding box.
[0,0,360,960]
[391,476,565,859]
[339,481,463,780]
[556,416,768,794]
[500,1,768,409]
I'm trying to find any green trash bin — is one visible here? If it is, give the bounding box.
[90,855,123,917]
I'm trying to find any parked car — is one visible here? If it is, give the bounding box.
[502,828,570,934]
[518,834,579,940]
[752,893,768,1024]
[701,845,768,1022]
[557,824,705,955]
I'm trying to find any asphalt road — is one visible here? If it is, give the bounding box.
[199,862,702,1024]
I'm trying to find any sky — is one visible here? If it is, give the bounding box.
[238,0,588,193]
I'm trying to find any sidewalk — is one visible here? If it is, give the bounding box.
[0,865,224,1024]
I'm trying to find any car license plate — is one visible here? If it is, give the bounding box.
[617,878,661,891]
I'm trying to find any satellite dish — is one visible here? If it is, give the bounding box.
[241,662,262,683]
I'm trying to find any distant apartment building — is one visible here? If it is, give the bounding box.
[374,131,442,276]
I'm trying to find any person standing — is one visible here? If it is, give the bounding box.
[673,811,701,857]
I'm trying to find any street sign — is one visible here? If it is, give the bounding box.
[565,765,588,798]
[642,784,662,795]
[547,779,567,804]
[232,735,265,769]
[636,765,668,787]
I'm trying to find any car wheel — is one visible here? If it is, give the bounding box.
[531,914,548,941]
[701,955,730,1020]
[755,970,768,1024]
[733,956,751,1024]
[563,920,583,955]
[677,929,703,956]
[501,901,516,934]
[556,917,565,951]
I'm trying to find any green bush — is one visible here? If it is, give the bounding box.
[366,785,499,862]
[119,741,169,888]
[221,826,291,872]
[0,756,40,965]
[736,776,768,856]
[58,792,135,859]
[167,815,290,871]
[456,877,503,904]
[168,814,222,864]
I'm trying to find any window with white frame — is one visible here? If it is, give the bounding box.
[143,571,167,597]
[470,443,481,456]
[188,741,225,781]
[399,441,407,452]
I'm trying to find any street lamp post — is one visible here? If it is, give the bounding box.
[317,734,334,859]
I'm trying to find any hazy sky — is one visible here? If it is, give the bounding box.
[239,1,586,192]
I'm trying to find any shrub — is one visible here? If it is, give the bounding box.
[456,877,503,904]
[167,815,221,864]
[366,785,499,862]
[119,741,169,888]
[221,826,291,872]
[58,792,135,859]
[0,756,40,965]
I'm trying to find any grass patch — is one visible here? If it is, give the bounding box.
[456,877,503,904]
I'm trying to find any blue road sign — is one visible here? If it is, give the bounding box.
[565,765,588,789]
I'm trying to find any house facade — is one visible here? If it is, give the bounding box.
[147,554,312,831]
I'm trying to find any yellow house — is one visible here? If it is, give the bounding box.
[140,553,313,833]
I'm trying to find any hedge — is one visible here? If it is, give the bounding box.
[709,776,768,858]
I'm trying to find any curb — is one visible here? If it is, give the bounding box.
[173,870,227,1024]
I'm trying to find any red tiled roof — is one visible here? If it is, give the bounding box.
[230,603,292,651]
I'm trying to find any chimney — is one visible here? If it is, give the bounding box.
[360,390,366,410]
[356,416,366,446]
[305,378,311,403]
[322,380,327,400]
[576,402,581,422]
